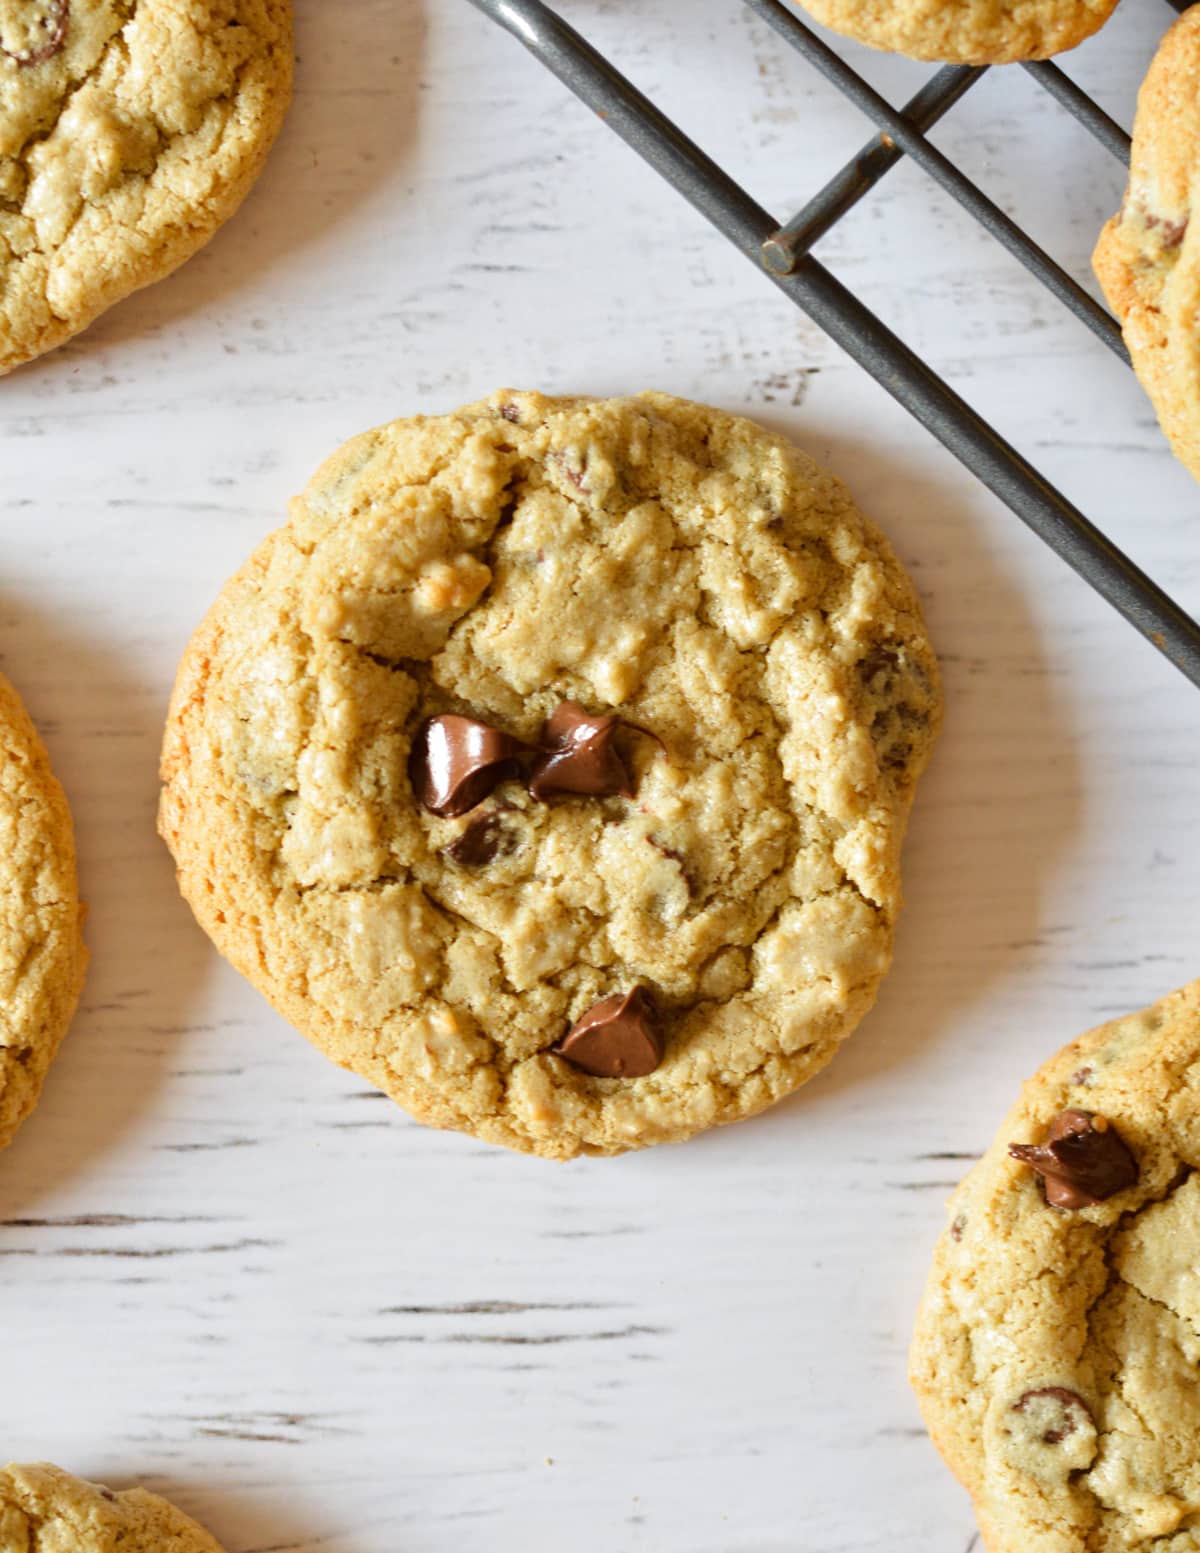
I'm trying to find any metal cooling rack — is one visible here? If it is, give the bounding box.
[466,0,1200,690]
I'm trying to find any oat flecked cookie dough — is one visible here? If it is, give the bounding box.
[1095,7,1200,484]
[0,0,293,374]
[159,390,941,1159]
[0,671,86,1153]
[0,1463,227,1553]
[911,978,1200,1553]
[794,0,1120,62]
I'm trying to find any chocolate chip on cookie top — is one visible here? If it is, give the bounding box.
[411,715,529,818]
[555,987,664,1078]
[528,701,637,799]
[1008,1108,1139,1209]
[443,811,511,867]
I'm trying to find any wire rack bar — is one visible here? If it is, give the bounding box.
[745,0,1128,359]
[1021,60,1131,161]
[763,65,985,268]
[467,0,1200,691]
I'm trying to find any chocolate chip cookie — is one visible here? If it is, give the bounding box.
[159,390,940,1159]
[795,0,1119,62]
[0,670,86,1153]
[0,1463,226,1553]
[1095,7,1200,484]
[911,979,1200,1552]
[0,0,293,375]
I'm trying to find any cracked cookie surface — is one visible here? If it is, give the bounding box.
[0,1463,226,1553]
[159,390,940,1159]
[911,978,1200,1553]
[794,0,1119,62]
[1095,7,1200,484]
[0,0,292,374]
[0,670,86,1153]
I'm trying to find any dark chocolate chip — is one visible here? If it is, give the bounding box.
[1,0,69,65]
[410,715,529,818]
[529,702,635,800]
[1008,1109,1138,1209]
[1012,1387,1092,1445]
[443,812,509,866]
[554,986,664,1078]
[98,1488,117,1503]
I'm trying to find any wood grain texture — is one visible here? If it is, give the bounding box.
[1,1,1197,1550]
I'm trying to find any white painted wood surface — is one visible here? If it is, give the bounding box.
[2,2,1197,1548]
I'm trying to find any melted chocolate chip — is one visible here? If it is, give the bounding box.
[1070,1066,1093,1087]
[1,0,69,65]
[498,402,521,423]
[529,702,635,800]
[1008,1109,1138,1209]
[410,715,528,818]
[443,812,508,866]
[950,1213,966,1243]
[554,986,664,1078]
[1012,1387,1092,1445]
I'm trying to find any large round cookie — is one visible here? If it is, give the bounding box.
[0,0,293,375]
[1095,7,1200,485]
[159,390,940,1159]
[0,670,86,1152]
[795,0,1119,62]
[911,979,1200,1553]
[0,1463,226,1553]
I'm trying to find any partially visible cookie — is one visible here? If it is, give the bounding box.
[160,389,941,1160]
[0,1463,226,1553]
[795,0,1119,62]
[1095,8,1200,484]
[0,0,293,374]
[910,979,1200,1553]
[0,670,86,1152]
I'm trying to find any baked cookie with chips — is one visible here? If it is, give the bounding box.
[795,0,1120,63]
[911,978,1200,1551]
[1095,6,1200,484]
[0,1463,227,1553]
[159,390,940,1158]
[0,669,86,1153]
[0,0,292,373]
